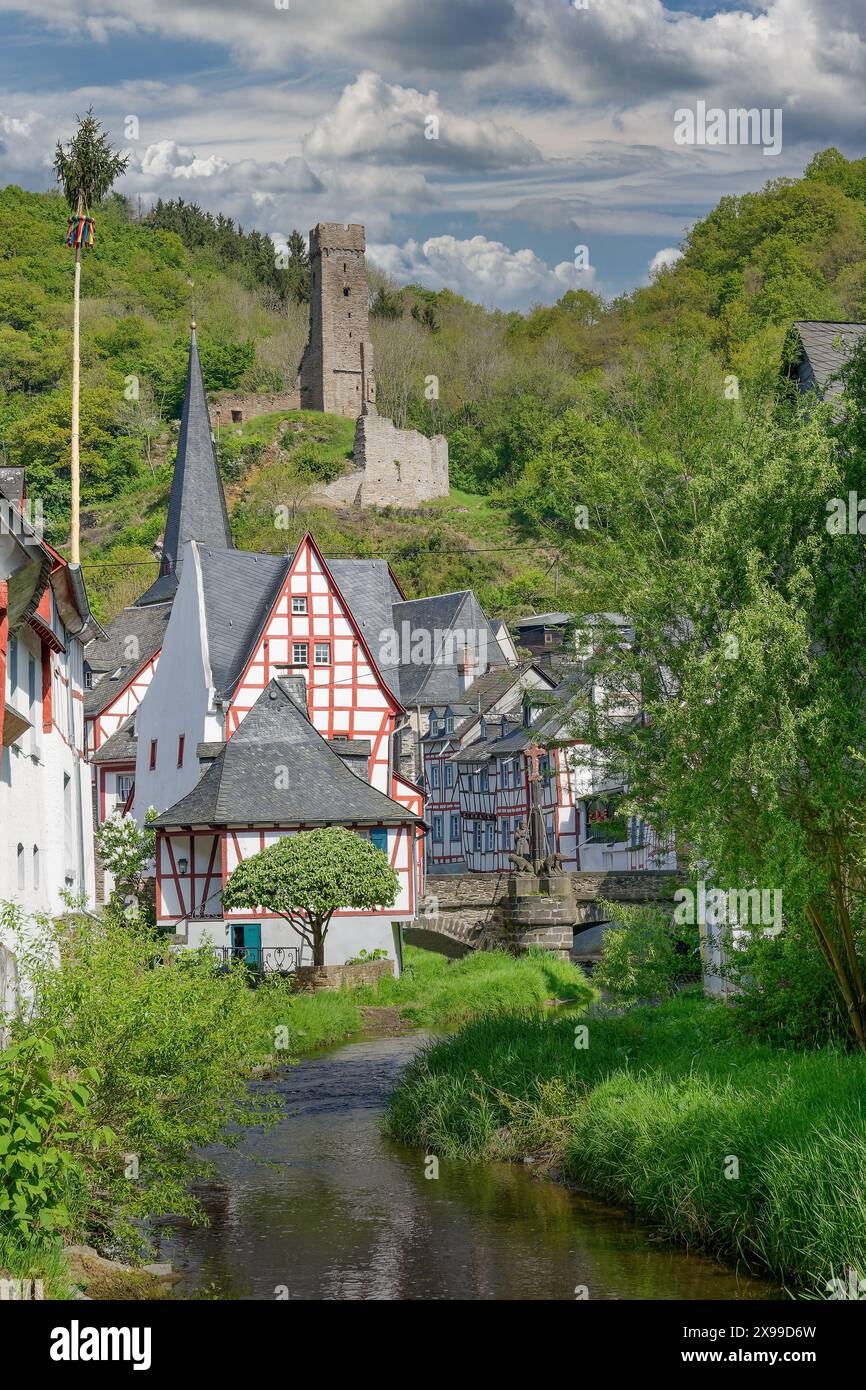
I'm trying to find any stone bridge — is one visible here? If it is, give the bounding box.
[403,871,683,962]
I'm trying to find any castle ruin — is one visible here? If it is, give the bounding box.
[299,223,377,419]
[297,222,449,509]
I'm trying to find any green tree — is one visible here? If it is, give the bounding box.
[222,827,400,969]
[53,108,128,563]
[576,343,866,1049]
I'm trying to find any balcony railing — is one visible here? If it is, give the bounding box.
[211,945,299,976]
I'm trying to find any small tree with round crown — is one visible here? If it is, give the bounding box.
[221,826,399,970]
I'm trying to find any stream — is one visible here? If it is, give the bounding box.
[163,1030,780,1301]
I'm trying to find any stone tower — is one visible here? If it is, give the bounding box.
[299,223,377,419]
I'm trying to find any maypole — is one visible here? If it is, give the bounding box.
[53,109,127,565]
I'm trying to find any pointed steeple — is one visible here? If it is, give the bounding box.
[136,322,233,607]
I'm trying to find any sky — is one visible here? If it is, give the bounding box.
[0,0,863,310]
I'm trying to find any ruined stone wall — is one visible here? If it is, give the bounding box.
[299,223,376,419]
[208,387,300,428]
[351,415,449,507]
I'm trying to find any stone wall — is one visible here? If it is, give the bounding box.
[208,387,300,427]
[293,957,395,993]
[417,870,684,959]
[324,415,449,509]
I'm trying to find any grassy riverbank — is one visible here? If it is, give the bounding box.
[385,991,866,1295]
[356,945,594,1027]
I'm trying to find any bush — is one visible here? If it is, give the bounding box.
[725,923,854,1048]
[593,899,700,1004]
[0,1032,98,1248]
[12,910,284,1256]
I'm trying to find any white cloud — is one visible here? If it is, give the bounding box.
[649,246,684,276]
[140,140,229,181]
[368,233,597,309]
[304,70,540,170]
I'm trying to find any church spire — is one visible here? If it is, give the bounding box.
[136,321,233,607]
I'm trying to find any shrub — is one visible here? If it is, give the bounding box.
[593,899,700,1004]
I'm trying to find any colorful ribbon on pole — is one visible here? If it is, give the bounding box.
[65,212,95,251]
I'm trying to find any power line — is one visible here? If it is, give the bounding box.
[80,542,564,570]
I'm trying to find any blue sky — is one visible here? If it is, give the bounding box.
[0,0,863,309]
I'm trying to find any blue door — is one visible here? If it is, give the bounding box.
[370,828,389,856]
[232,923,261,971]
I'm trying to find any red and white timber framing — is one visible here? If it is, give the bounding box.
[156,822,419,926]
[87,652,159,753]
[227,535,403,799]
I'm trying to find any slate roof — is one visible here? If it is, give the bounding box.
[137,328,233,607]
[194,545,407,703]
[197,546,289,700]
[514,611,574,629]
[790,321,866,399]
[84,603,172,717]
[450,677,589,762]
[90,715,137,765]
[153,678,421,829]
[393,590,511,705]
[328,558,402,700]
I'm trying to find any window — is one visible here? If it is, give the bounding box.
[8,635,17,691]
[501,760,511,789]
[450,814,460,841]
[370,828,388,855]
[445,715,454,732]
[343,286,351,297]
[292,643,309,667]
[444,763,455,789]
[17,843,24,890]
[116,774,133,811]
[501,821,512,851]
[177,734,185,767]
[28,653,37,708]
[485,822,495,852]
[292,596,308,614]
[314,643,331,667]
[84,668,93,690]
[473,822,482,852]
[429,762,440,791]
[32,845,39,889]
[432,814,443,844]
[480,768,489,792]
[149,739,158,771]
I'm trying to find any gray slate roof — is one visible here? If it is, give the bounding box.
[90,714,137,765]
[153,678,421,829]
[451,677,589,762]
[790,321,866,399]
[514,611,573,629]
[137,329,233,606]
[393,590,511,705]
[84,603,172,716]
[195,546,405,703]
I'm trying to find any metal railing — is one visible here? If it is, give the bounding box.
[211,945,300,976]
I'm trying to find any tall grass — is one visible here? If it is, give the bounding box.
[385,992,866,1292]
[358,946,594,1028]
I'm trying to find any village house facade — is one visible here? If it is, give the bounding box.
[421,663,557,873]
[1,467,100,1020]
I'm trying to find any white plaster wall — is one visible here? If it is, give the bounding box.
[0,621,95,919]
[132,544,220,823]
[184,915,400,969]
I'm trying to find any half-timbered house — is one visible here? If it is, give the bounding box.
[152,677,422,968]
[421,662,557,873]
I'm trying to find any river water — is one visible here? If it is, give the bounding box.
[163,1031,779,1301]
